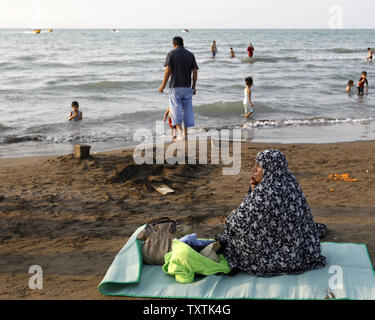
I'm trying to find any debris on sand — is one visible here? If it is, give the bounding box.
[328,173,359,182]
[154,184,174,196]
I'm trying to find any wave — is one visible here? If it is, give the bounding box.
[197,55,300,65]
[242,55,363,64]
[85,60,128,67]
[15,55,39,62]
[1,132,135,145]
[46,79,161,91]
[241,56,300,64]
[0,62,12,68]
[84,59,159,67]
[198,57,243,65]
[38,62,74,68]
[326,48,364,54]
[0,123,11,133]
[195,100,316,120]
[196,101,275,118]
[305,63,326,69]
[302,56,363,62]
[3,116,375,146]
[196,101,243,117]
[2,135,44,144]
[241,117,375,129]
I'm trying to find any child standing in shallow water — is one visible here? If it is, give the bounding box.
[69,101,83,121]
[163,106,177,141]
[357,71,369,95]
[243,76,254,118]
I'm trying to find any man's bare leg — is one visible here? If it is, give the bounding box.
[176,124,184,140]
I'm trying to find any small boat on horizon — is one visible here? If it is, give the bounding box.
[33,29,41,34]
[48,29,53,32]
[182,29,190,33]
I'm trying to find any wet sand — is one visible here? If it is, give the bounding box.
[0,140,375,299]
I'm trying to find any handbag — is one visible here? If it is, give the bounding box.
[137,217,178,265]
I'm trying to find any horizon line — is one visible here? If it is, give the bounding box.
[1,27,375,30]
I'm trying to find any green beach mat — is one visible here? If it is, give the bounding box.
[98,225,375,300]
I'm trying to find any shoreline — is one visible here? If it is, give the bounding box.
[2,119,375,160]
[2,136,375,162]
[1,140,375,299]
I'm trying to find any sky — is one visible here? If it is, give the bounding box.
[0,0,374,29]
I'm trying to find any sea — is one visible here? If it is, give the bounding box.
[0,28,374,158]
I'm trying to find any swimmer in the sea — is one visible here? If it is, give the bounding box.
[366,48,373,62]
[247,43,255,58]
[69,101,83,121]
[346,80,354,93]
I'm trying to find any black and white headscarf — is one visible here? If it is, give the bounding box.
[216,149,327,277]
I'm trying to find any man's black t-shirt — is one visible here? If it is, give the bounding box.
[164,46,199,88]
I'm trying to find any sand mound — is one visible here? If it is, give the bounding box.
[109,162,212,193]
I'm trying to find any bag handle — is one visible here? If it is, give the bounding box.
[152,217,174,226]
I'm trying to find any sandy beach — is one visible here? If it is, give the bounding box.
[0,140,375,299]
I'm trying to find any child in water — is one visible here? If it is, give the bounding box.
[346,80,354,92]
[163,106,177,141]
[357,71,368,95]
[243,76,254,118]
[230,47,235,58]
[366,48,373,62]
[69,101,83,121]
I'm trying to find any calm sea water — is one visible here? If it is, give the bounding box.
[0,29,375,157]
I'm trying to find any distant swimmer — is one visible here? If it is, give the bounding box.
[366,48,373,61]
[357,71,368,95]
[243,76,254,119]
[346,80,354,93]
[211,40,218,58]
[247,43,255,58]
[69,101,83,121]
[230,47,235,58]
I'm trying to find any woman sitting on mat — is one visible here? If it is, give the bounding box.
[216,149,327,277]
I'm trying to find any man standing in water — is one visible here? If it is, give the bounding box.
[211,40,218,58]
[159,36,199,141]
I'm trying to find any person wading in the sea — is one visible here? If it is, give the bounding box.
[159,36,199,140]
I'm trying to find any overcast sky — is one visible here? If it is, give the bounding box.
[0,0,374,29]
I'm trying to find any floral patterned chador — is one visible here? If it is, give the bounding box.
[216,149,327,277]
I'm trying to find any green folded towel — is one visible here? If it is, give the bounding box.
[162,239,231,283]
